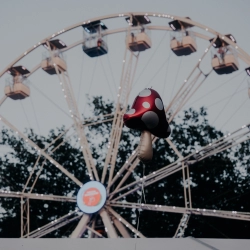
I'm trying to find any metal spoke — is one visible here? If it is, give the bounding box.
[87,217,106,238]
[86,225,106,238]
[108,207,145,238]
[25,211,81,238]
[111,155,140,194]
[108,152,139,189]
[166,138,183,159]
[70,214,90,238]
[0,191,76,202]
[113,217,131,238]
[83,118,113,127]
[99,208,118,238]
[111,201,250,222]
[33,215,82,238]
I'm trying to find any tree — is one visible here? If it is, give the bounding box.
[0,96,250,238]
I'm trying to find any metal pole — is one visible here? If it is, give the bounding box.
[70,214,90,238]
[113,217,131,238]
[99,209,118,238]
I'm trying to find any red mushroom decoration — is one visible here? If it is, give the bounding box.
[123,88,171,162]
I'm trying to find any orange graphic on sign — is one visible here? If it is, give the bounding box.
[83,187,101,207]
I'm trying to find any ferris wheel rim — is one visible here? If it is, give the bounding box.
[1,11,250,79]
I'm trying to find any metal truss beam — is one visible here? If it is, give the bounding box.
[111,201,250,222]
[0,191,76,202]
[174,214,190,238]
[21,198,29,237]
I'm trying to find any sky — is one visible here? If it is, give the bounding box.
[0,0,250,137]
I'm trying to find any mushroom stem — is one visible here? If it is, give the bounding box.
[138,130,153,163]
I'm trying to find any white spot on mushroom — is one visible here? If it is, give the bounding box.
[126,109,136,115]
[155,98,163,110]
[142,102,150,108]
[139,89,151,97]
[141,111,159,129]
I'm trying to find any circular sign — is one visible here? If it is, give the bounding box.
[77,181,106,214]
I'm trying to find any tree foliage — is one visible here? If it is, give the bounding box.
[0,96,250,238]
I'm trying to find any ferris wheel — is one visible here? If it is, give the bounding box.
[0,12,250,238]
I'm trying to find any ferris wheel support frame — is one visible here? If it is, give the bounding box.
[0,12,250,239]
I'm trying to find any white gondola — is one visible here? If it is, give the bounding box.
[82,21,108,57]
[170,31,197,56]
[126,28,151,52]
[169,18,196,56]
[82,36,108,57]
[211,46,239,75]
[41,40,67,75]
[41,51,67,75]
[5,76,30,100]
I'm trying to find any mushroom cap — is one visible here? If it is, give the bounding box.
[123,88,171,138]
